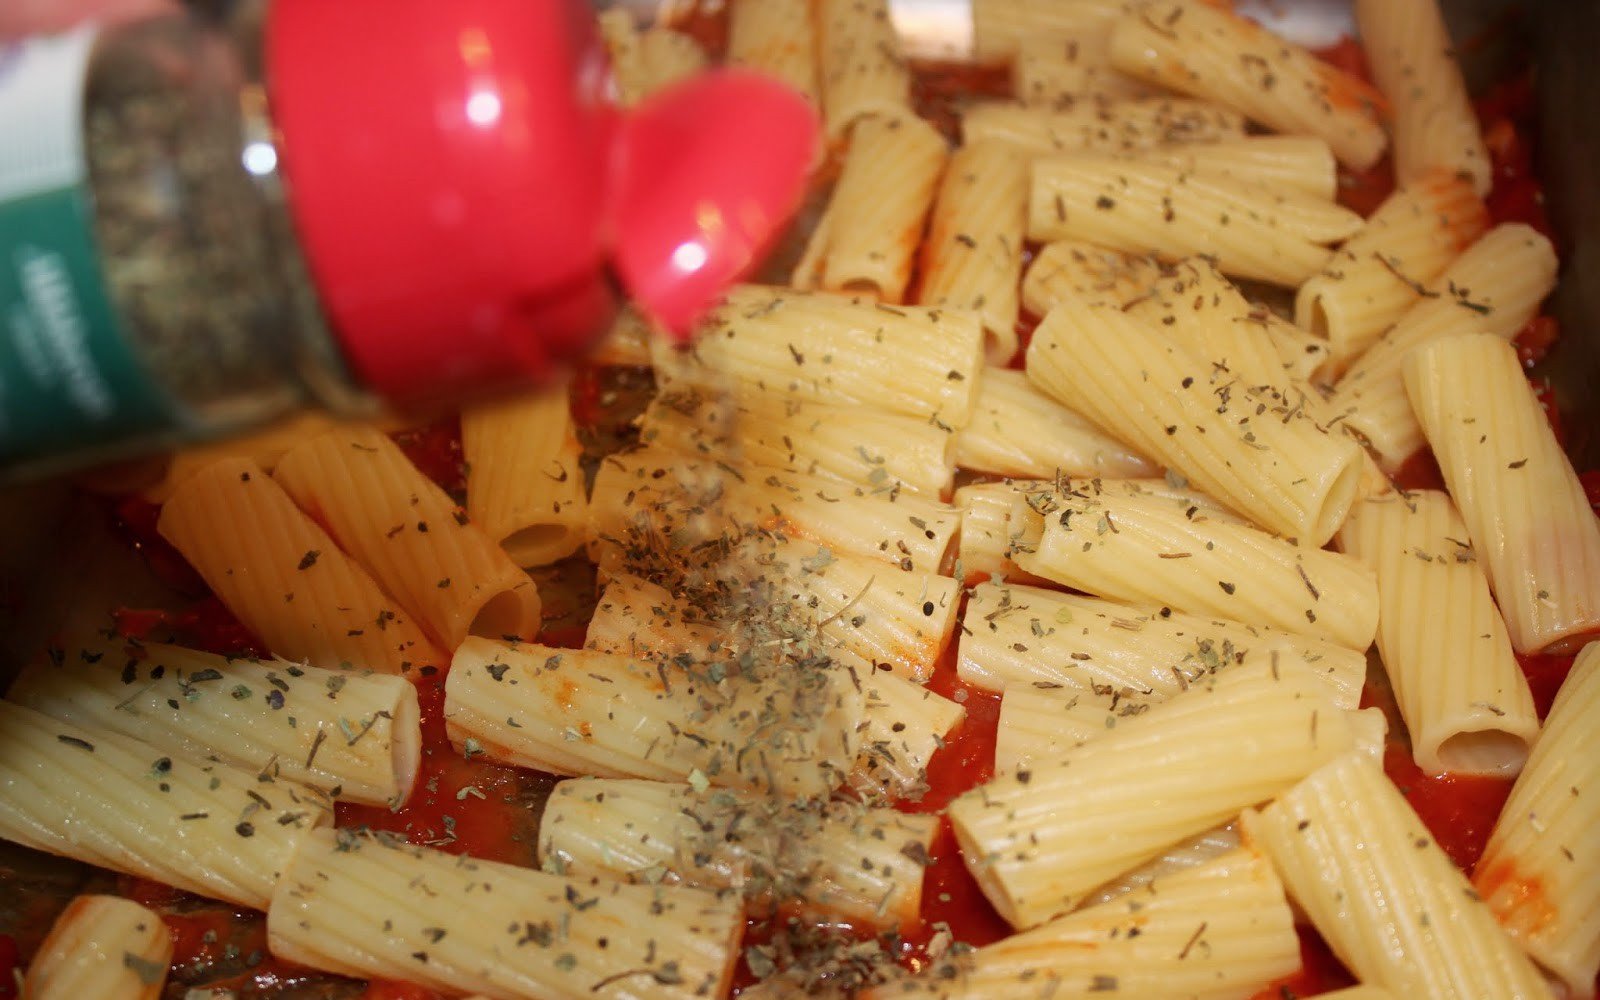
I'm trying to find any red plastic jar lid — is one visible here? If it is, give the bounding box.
[266,0,818,405]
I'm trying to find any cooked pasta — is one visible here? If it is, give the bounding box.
[1339,489,1538,775]
[1027,302,1367,545]
[971,0,1132,61]
[952,367,1157,480]
[962,580,1367,706]
[1327,222,1558,471]
[444,638,865,800]
[963,98,1247,157]
[1006,480,1379,649]
[1474,641,1600,996]
[1109,1,1388,169]
[794,114,947,302]
[1405,334,1600,654]
[654,285,984,427]
[24,895,172,1000]
[1356,0,1491,194]
[917,141,1027,362]
[274,427,542,650]
[726,0,819,107]
[0,699,328,910]
[538,777,937,927]
[1028,153,1360,287]
[1244,752,1552,998]
[268,828,743,1000]
[1296,172,1489,373]
[1020,240,1163,315]
[816,0,912,139]
[946,661,1358,928]
[639,384,954,497]
[863,846,1299,999]
[461,385,588,569]
[157,457,445,675]
[9,635,422,807]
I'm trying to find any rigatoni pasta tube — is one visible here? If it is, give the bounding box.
[971,0,1130,61]
[141,411,347,503]
[267,828,742,1000]
[1029,153,1358,287]
[953,367,1157,480]
[461,385,588,569]
[1296,173,1489,372]
[657,286,984,427]
[0,699,328,910]
[588,446,960,577]
[1357,0,1491,194]
[917,141,1027,363]
[1007,481,1379,649]
[1405,334,1600,654]
[963,99,1246,156]
[1474,642,1600,996]
[596,11,706,106]
[274,427,541,649]
[638,388,954,497]
[584,573,963,800]
[1327,222,1557,470]
[1109,1,1388,169]
[1338,490,1538,775]
[1243,753,1552,999]
[861,846,1299,1000]
[727,0,818,108]
[24,895,172,1000]
[816,0,910,139]
[444,638,864,800]
[961,581,1367,707]
[794,114,946,303]
[9,635,422,807]
[851,668,965,801]
[538,777,936,927]
[1014,30,1154,106]
[1026,302,1366,546]
[946,661,1358,928]
[1021,240,1162,315]
[1139,135,1339,200]
[157,457,444,675]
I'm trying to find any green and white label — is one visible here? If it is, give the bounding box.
[0,29,174,462]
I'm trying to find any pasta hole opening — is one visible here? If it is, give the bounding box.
[502,525,582,569]
[1311,449,1366,547]
[1434,728,1532,776]
[469,588,540,643]
[841,279,887,299]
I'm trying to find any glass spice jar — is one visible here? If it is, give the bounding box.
[0,0,818,481]
[0,13,359,480]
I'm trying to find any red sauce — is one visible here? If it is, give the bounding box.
[1380,742,1513,873]
[335,670,546,867]
[108,495,206,596]
[911,60,1013,140]
[113,597,267,660]
[1475,74,1552,237]
[1518,651,1579,721]
[390,418,466,499]
[1250,926,1357,999]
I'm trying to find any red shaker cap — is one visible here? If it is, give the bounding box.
[609,70,819,337]
[266,0,619,405]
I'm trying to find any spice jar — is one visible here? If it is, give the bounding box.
[0,0,817,480]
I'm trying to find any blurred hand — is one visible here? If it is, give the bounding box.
[0,0,174,38]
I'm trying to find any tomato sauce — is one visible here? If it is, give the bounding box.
[334,670,549,867]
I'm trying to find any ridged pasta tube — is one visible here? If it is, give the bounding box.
[268,828,743,1000]
[1405,334,1600,653]
[1027,302,1366,545]
[1244,752,1553,999]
